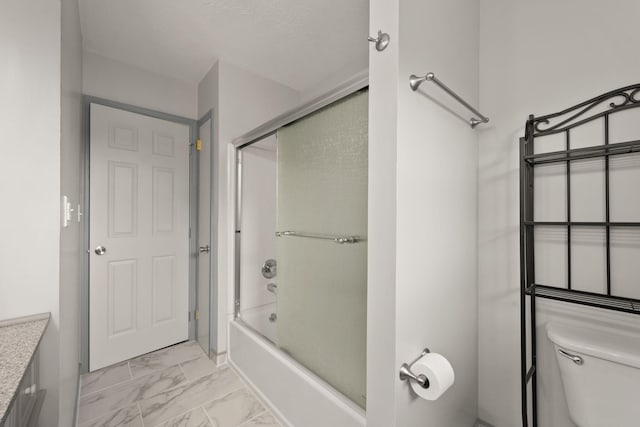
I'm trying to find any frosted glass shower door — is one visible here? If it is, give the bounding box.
[277,90,368,408]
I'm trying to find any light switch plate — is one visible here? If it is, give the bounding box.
[62,196,71,228]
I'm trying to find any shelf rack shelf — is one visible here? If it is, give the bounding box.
[520,83,640,427]
[525,284,640,314]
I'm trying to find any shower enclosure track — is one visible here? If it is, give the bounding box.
[276,230,362,244]
[520,83,640,427]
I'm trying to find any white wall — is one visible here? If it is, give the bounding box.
[201,61,300,355]
[478,1,640,426]
[198,63,218,120]
[366,0,398,424]
[395,0,479,425]
[59,0,84,425]
[298,67,369,105]
[197,60,300,355]
[368,0,479,425]
[0,1,62,425]
[83,50,198,119]
[197,63,219,357]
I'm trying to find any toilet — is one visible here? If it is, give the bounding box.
[546,322,640,427]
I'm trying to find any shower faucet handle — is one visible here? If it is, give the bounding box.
[262,259,277,279]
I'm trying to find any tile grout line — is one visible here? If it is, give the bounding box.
[227,365,280,424]
[80,342,202,424]
[150,406,203,427]
[201,405,216,427]
[80,376,134,399]
[137,402,145,427]
[194,387,243,419]
[79,362,181,400]
[80,364,131,397]
[79,363,192,423]
[237,409,269,427]
[138,365,225,419]
[77,403,140,426]
[144,375,247,426]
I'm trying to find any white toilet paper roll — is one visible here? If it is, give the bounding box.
[410,353,455,400]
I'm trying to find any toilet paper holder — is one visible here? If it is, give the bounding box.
[399,348,431,389]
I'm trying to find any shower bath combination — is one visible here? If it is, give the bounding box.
[232,82,369,426]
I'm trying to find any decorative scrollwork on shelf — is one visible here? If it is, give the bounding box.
[528,84,640,136]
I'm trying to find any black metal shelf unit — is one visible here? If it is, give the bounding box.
[520,84,640,427]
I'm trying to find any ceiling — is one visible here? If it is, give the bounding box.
[78,0,369,92]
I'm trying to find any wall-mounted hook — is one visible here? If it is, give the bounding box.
[368,30,390,52]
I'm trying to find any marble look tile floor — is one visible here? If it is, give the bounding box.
[78,341,281,427]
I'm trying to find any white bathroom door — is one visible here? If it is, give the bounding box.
[89,103,190,371]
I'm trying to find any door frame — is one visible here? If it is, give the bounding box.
[196,110,218,357]
[81,96,198,373]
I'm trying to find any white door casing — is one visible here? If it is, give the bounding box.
[89,103,190,371]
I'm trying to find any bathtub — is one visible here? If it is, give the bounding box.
[239,303,278,344]
[228,320,366,427]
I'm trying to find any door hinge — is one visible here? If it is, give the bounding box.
[194,309,200,321]
[196,138,202,152]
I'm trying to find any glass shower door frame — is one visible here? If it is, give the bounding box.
[232,75,368,322]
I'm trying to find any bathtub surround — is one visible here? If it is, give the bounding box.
[241,303,278,344]
[239,137,278,341]
[78,341,281,427]
[230,322,365,427]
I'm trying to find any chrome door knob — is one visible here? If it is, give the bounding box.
[94,245,107,255]
[199,245,210,253]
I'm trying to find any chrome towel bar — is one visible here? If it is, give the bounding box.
[275,231,361,244]
[409,72,489,128]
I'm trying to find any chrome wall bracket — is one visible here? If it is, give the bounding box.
[368,30,390,52]
[399,348,431,389]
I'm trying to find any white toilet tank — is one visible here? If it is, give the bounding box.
[546,322,640,427]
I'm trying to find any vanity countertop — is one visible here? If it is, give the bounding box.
[0,313,49,423]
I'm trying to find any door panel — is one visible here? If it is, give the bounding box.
[108,259,137,336]
[90,103,190,371]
